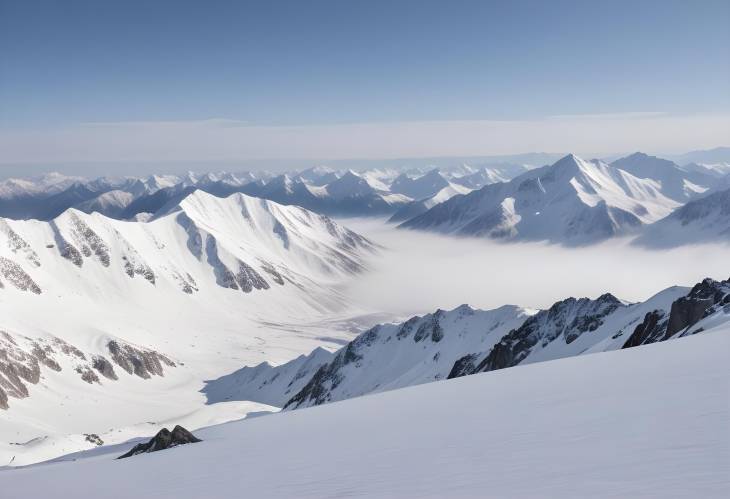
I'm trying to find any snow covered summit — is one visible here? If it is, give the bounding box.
[399,153,682,244]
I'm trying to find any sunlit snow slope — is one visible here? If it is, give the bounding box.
[0,191,377,462]
[2,330,727,498]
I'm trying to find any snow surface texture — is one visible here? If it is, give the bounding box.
[2,330,727,498]
[0,191,381,464]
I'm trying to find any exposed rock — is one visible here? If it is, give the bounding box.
[623,277,730,348]
[68,213,110,266]
[92,355,118,380]
[84,433,104,446]
[667,278,729,336]
[0,257,42,294]
[450,293,622,377]
[259,261,285,286]
[0,220,40,267]
[76,366,100,384]
[117,425,201,459]
[107,340,175,379]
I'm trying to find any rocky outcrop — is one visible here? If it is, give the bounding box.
[117,425,201,459]
[622,310,668,348]
[68,213,110,266]
[0,332,175,410]
[0,257,41,294]
[623,277,730,348]
[107,340,175,379]
[0,220,40,267]
[449,293,623,378]
[667,278,730,336]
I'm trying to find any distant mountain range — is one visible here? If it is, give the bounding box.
[1,148,729,246]
[399,152,730,245]
[0,163,517,220]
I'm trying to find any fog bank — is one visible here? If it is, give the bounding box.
[339,218,729,317]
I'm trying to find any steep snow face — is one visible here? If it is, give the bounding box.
[634,187,730,247]
[399,154,681,244]
[0,191,378,457]
[610,152,716,201]
[3,330,727,499]
[284,304,532,409]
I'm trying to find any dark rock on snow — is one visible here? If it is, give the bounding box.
[117,425,201,459]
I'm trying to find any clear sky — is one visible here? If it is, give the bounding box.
[1,0,728,170]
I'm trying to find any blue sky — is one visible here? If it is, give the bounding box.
[0,0,728,167]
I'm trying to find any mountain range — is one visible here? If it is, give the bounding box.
[2,150,729,247]
[200,275,729,411]
[399,153,730,245]
[0,164,514,221]
[0,191,381,465]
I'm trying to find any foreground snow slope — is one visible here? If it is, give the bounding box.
[3,330,728,498]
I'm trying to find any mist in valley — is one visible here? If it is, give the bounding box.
[339,218,730,317]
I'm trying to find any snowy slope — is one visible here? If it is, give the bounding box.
[0,191,379,463]
[399,154,681,244]
[284,304,532,408]
[2,330,727,498]
[634,187,730,247]
[610,152,716,201]
[201,347,334,407]
[283,276,728,409]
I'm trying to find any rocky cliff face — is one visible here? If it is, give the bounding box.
[623,277,730,348]
[448,294,623,378]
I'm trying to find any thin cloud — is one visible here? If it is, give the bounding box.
[1,113,729,165]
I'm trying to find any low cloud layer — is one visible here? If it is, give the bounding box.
[340,219,729,317]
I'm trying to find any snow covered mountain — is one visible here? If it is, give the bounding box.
[0,191,376,419]
[389,169,451,199]
[274,276,728,410]
[634,187,730,247]
[449,163,531,189]
[4,328,727,498]
[388,183,472,222]
[399,154,682,244]
[610,152,716,202]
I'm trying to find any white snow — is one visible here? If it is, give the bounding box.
[0,191,381,464]
[2,330,727,498]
